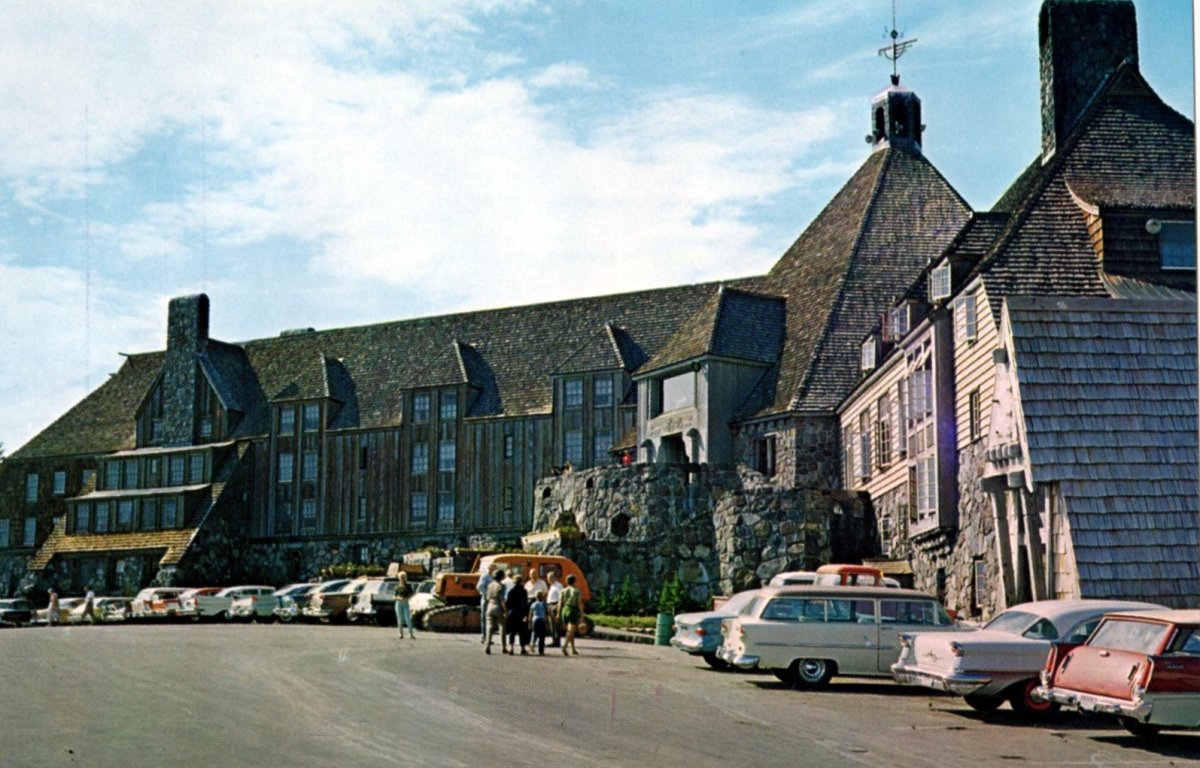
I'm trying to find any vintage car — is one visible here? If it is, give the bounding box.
[272,582,324,623]
[717,585,966,687]
[0,598,35,627]
[131,587,188,619]
[766,571,816,587]
[1039,609,1200,736]
[35,597,85,625]
[303,579,367,623]
[408,579,441,614]
[228,586,283,621]
[347,577,399,625]
[186,585,274,620]
[671,589,761,669]
[811,564,901,588]
[892,599,1162,714]
[87,597,132,623]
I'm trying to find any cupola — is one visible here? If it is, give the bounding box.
[869,79,923,153]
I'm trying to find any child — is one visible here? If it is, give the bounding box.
[528,590,549,655]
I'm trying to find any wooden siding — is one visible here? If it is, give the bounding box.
[954,286,1000,452]
[839,352,909,499]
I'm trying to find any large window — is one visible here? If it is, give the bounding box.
[278,453,294,483]
[301,499,317,530]
[52,471,67,496]
[929,262,951,301]
[412,393,431,424]
[594,378,613,407]
[411,443,429,474]
[438,441,456,472]
[303,404,321,432]
[411,494,428,525]
[565,379,583,408]
[437,492,455,526]
[162,498,179,528]
[857,411,871,480]
[503,434,514,460]
[593,433,611,462]
[564,431,583,465]
[279,408,295,435]
[117,501,135,532]
[75,504,90,534]
[660,371,695,413]
[189,454,205,483]
[1159,221,1197,270]
[95,503,110,533]
[302,451,318,481]
[142,499,158,531]
[875,396,891,469]
[25,473,38,502]
[439,391,457,421]
[23,517,36,547]
[169,456,185,486]
[105,461,121,490]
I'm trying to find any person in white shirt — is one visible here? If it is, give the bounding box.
[545,572,563,647]
[526,568,548,608]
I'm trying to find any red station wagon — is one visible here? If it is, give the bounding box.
[1039,609,1200,737]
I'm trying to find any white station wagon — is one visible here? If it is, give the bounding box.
[717,585,967,688]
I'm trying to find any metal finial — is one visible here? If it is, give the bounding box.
[878,0,917,85]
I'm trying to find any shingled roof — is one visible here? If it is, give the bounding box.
[13,283,724,458]
[741,145,972,418]
[973,64,1195,321]
[640,285,786,375]
[1005,297,1199,606]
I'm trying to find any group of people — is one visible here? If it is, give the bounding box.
[477,564,583,656]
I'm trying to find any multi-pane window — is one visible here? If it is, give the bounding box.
[502,486,514,512]
[929,262,951,301]
[503,434,514,460]
[23,517,36,547]
[169,457,185,486]
[896,379,909,457]
[858,411,871,480]
[278,453,294,483]
[125,460,139,489]
[162,498,178,528]
[117,501,135,532]
[303,404,321,431]
[75,504,90,534]
[95,503,110,533]
[52,471,66,496]
[564,431,583,465]
[594,378,613,407]
[917,455,937,520]
[142,499,158,531]
[412,393,430,424]
[968,389,982,442]
[887,304,911,340]
[875,396,891,469]
[565,379,583,408]
[660,371,695,413]
[25,473,38,502]
[411,443,429,474]
[411,494,428,525]
[439,391,457,421]
[301,499,317,529]
[957,293,978,343]
[0,519,9,547]
[279,408,295,435]
[861,338,876,371]
[438,441,456,472]
[303,452,318,481]
[189,454,204,483]
[437,491,455,525]
[105,462,121,490]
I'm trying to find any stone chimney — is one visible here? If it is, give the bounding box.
[161,294,210,446]
[1040,0,1138,161]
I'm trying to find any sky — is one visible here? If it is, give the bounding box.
[0,0,1194,454]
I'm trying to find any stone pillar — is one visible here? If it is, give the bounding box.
[161,294,209,446]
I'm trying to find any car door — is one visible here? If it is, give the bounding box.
[817,598,879,675]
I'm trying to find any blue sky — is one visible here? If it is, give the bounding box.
[0,0,1193,453]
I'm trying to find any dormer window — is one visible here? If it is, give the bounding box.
[885,304,911,341]
[1153,220,1196,270]
[861,337,878,372]
[929,263,951,302]
[955,293,978,343]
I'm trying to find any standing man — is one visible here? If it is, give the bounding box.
[476,563,497,644]
[526,568,548,611]
[546,572,563,647]
[82,586,96,625]
[47,589,60,627]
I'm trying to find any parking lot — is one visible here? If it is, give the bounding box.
[1,622,1196,767]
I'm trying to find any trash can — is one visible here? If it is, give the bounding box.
[655,612,673,646]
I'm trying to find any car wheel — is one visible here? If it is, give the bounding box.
[702,652,730,671]
[221,611,232,621]
[1119,717,1162,738]
[278,614,293,624]
[1007,679,1058,716]
[794,659,833,689]
[963,693,1003,712]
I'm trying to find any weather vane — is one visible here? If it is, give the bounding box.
[878,0,916,86]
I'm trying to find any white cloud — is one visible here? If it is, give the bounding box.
[529,63,600,91]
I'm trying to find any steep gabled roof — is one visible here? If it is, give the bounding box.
[973,64,1195,320]
[742,145,971,417]
[640,285,786,375]
[1005,297,1199,606]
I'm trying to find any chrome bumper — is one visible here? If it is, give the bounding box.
[891,663,992,695]
[1038,686,1152,720]
[717,644,760,669]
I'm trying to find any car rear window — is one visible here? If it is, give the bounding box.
[1089,619,1172,654]
[1168,627,1200,655]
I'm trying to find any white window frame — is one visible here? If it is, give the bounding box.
[861,338,877,371]
[929,262,952,302]
[956,293,978,343]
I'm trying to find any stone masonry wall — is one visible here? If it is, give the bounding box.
[529,463,839,605]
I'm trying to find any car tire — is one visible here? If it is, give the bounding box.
[1006,679,1058,716]
[702,652,730,671]
[793,659,833,689]
[1119,717,1162,738]
[963,693,1003,712]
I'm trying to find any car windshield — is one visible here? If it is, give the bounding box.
[416,581,435,594]
[983,610,1043,636]
[1089,619,1172,654]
